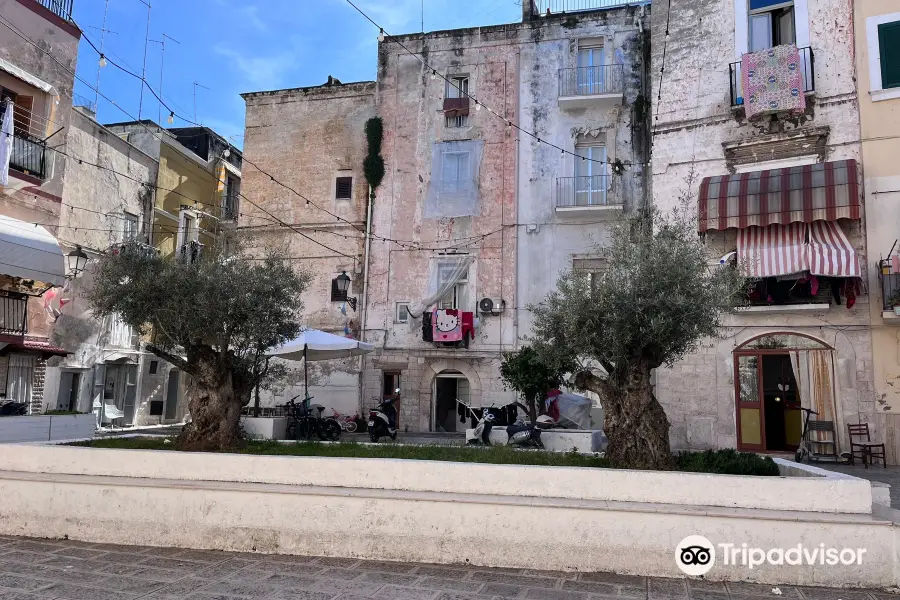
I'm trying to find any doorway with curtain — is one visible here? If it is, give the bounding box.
[433,371,470,433]
[734,333,838,453]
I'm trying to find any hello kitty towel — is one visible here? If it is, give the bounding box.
[433,309,463,342]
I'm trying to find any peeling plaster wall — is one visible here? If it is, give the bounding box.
[364,26,526,431]
[517,6,650,338]
[42,108,159,418]
[240,82,375,417]
[649,0,874,453]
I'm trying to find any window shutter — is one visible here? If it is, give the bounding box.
[13,96,33,136]
[880,21,900,89]
[336,177,353,200]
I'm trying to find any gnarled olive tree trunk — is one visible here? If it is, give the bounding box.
[576,368,673,470]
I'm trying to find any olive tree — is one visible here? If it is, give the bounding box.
[87,244,309,450]
[500,345,572,423]
[530,207,743,469]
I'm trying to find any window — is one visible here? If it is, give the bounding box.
[122,212,139,242]
[184,214,196,242]
[382,371,401,399]
[336,176,353,200]
[446,76,469,99]
[574,143,608,206]
[749,0,795,52]
[879,21,900,90]
[331,277,348,302]
[438,265,468,310]
[222,176,239,219]
[109,313,134,348]
[395,302,410,323]
[446,114,469,128]
[440,151,471,195]
[574,258,606,293]
[577,43,606,94]
[149,360,159,375]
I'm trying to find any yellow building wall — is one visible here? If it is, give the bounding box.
[153,143,220,260]
[857,0,900,418]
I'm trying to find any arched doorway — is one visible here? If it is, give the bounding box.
[734,333,835,452]
[433,370,470,432]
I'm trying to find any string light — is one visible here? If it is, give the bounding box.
[167,111,174,124]
[474,100,481,111]
[431,70,436,80]
[378,28,385,42]
[98,54,107,68]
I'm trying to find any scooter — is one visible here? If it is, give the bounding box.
[504,413,553,449]
[368,388,400,443]
[465,404,496,445]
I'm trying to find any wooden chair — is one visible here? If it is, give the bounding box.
[848,423,886,469]
[806,420,838,462]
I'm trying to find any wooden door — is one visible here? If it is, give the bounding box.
[735,353,765,451]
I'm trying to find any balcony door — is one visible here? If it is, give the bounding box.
[749,0,795,52]
[577,45,605,95]
[575,144,607,206]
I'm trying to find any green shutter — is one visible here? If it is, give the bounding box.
[879,21,900,89]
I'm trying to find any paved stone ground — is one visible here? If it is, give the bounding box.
[0,536,893,600]
[813,463,900,509]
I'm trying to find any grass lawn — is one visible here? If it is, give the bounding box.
[73,438,780,475]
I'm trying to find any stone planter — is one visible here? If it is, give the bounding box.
[0,414,95,443]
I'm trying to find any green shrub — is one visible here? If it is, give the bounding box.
[42,410,85,416]
[675,449,780,476]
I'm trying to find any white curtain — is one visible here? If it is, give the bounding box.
[0,98,12,186]
[408,255,474,319]
[6,354,34,409]
[790,350,841,451]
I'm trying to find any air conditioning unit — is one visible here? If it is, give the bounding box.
[478,297,505,315]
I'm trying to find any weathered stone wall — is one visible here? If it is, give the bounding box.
[649,0,874,452]
[240,82,375,417]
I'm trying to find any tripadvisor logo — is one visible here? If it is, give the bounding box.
[676,536,867,575]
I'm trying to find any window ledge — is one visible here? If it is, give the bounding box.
[882,311,900,324]
[736,303,831,315]
[870,88,900,102]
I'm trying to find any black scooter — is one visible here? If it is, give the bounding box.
[368,389,399,442]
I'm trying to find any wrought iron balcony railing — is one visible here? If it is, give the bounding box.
[559,64,624,98]
[0,292,28,336]
[557,175,620,208]
[536,0,643,13]
[9,131,47,179]
[35,0,73,20]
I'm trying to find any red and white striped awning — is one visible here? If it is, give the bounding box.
[738,223,809,278]
[808,220,861,278]
[737,221,861,279]
[699,160,861,233]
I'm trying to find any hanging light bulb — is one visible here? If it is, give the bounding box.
[475,100,481,111]
[431,70,436,80]
[167,111,175,124]
[98,54,107,68]
[378,28,385,42]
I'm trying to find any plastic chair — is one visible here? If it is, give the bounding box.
[848,423,886,469]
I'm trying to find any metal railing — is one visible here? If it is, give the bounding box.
[880,259,900,312]
[557,175,619,207]
[34,0,73,20]
[730,46,815,107]
[559,65,624,98]
[9,132,47,179]
[221,193,239,221]
[744,277,831,307]
[0,292,28,336]
[536,0,646,13]
[73,93,97,114]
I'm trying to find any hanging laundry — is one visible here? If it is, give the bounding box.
[433,308,463,342]
[830,278,843,306]
[0,98,12,187]
[893,255,900,275]
[742,44,806,120]
[845,279,860,310]
[461,312,475,343]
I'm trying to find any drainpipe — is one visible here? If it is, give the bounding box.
[514,50,522,349]
[357,184,375,415]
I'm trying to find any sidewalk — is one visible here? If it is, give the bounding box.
[0,536,893,600]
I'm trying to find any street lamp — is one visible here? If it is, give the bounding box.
[335,271,358,311]
[66,245,89,279]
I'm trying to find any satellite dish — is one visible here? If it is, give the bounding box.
[479,297,495,313]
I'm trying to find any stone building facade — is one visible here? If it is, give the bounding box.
[240,80,375,416]
[650,0,874,454]
[0,0,80,413]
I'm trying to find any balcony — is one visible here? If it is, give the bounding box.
[9,131,47,180]
[35,0,73,20]
[221,193,239,222]
[880,259,900,323]
[535,0,643,13]
[729,46,815,109]
[0,292,28,336]
[556,175,623,217]
[558,65,624,111]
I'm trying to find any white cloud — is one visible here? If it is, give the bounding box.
[214,45,297,91]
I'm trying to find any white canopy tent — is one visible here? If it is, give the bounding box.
[267,329,374,400]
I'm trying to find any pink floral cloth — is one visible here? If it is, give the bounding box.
[742,44,806,120]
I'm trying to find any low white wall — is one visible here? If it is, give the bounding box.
[0,443,872,514]
[0,415,94,443]
[0,469,894,588]
[466,428,599,453]
[241,417,287,441]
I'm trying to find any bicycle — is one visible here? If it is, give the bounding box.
[284,395,342,442]
[331,410,358,433]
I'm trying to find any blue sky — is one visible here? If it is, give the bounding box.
[71,0,520,148]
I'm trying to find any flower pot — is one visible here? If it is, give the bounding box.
[893,306,900,317]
